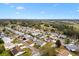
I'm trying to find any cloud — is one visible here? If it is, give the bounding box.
[16,6,25,10]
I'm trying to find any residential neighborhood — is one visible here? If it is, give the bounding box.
[0,20,79,56]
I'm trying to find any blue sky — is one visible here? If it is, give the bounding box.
[0,3,79,19]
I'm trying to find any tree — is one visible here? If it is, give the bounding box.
[41,47,57,56]
[22,48,32,56]
[55,40,61,48]
[65,39,70,44]
[0,44,5,53]
[0,50,12,56]
[34,43,40,49]
[11,25,15,29]
[48,47,58,56]
[40,43,57,56]
[0,38,4,44]
[2,28,6,32]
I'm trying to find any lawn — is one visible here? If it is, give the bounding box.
[20,48,32,56]
[43,42,54,47]
[39,42,58,56]
[0,44,12,56]
[12,38,21,44]
[70,51,78,56]
[0,50,12,56]
[69,23,79,31]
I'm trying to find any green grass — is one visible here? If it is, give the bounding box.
[20,48,32,56]
[70,51,78,56]
[0,38,4,44]
[0,44,12,56]
[39,42,58,56]
[12,39,21,44]
[69,23,79,31]
[0,50,12,56]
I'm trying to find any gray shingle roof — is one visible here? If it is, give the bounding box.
[65,44,78,51]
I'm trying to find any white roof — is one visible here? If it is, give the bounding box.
[41,42,46,47]
[17,43,23,46]
[20,46,27,49]
[66,44,77,51]
[15,51,25,56]
[2,37,11,43]
[4,43,15,49]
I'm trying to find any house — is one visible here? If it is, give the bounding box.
[41,42,46,47]
[65,44,78,52]
[52,39,56,43]
[52,32,59,37]
[0,32,5,38]
[26,39,33,45]
[31,32,39,36]
[59,34,66,39]
[4,43,15,50]
[45,38,53,42]
[37,34,43,38]
[2,36,12,43]
[34,39,45,46]
[10,46,24,56]
[24,34,33,40]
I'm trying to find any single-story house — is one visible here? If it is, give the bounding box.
[10,46,23,56]
[45,38,53,42]
[59,34,66,39]
[65,44,78,52]
[35,39,45,46]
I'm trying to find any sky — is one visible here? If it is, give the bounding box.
[0,3,79,19]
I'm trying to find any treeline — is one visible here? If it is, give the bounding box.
[51,22,79,39]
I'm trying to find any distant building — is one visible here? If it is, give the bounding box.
[24,34,33,40]
[34,39,45,46]
[65,44,79,52]
[45,38,53,42]
[59,34,66,39]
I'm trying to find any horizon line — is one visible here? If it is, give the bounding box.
[0,19,79,21]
